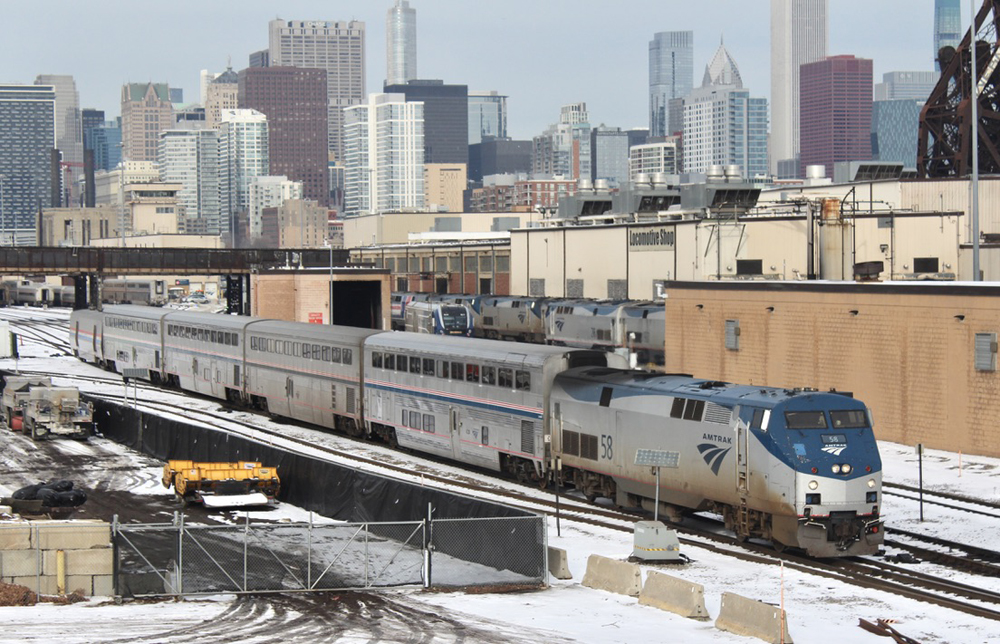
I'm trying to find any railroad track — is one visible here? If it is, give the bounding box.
[883,481,1000,520]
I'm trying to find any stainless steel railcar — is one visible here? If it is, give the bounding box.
[545,300,623,351]
[620,301,665,366]
[14,283,55,307]
[102,279,168,306]
[551,368,884,557]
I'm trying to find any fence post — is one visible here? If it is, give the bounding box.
[423,503,433,589]
[307,513,313,590]
[111,514,120,599]
[34,525,40,597]
[243,512,249,592]
[177,513,184,597]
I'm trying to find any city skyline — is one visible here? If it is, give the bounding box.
[0,1,951,141]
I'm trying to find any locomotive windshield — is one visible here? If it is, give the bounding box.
[830,410,868,428]
[784,410,828,429]
[440,306,469,330]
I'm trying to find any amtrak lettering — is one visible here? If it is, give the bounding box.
[702,433,732,445]
[628,226,676,252]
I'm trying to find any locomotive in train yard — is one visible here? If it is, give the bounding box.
[70,305,883,557]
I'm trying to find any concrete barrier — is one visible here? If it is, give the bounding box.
[638,571,710,620]
[715,592,793,644]
[1,520,113,598]
[581,554,642,597]
[547,546,572,580]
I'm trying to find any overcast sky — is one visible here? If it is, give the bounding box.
[1,0,956,140]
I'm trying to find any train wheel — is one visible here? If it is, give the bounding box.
[772,540,787,553]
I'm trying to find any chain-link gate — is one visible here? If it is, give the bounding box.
[113,512,546,598]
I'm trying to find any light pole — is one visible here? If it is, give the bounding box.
[324,239,334,324]
[0,174,6,246]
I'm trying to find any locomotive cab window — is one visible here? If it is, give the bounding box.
[785,411,828,429]
[830,410,867,429]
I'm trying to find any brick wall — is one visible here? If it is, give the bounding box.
[665,285,1000,457]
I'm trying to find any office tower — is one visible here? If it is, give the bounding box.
[934,0,962,71]
[423,163,466,212]
[205,67,239,130]
[468,91,508,145]
[649,32,694,138]
[343,93,424,216]
[200,70,222,104]
[468,138,531,182]
[81,109,104,148]
[683,43,769,179]
[591,127,631,186]
[0,84,56,244]
[35,75,82,167]
[268,18,366,162]
[158,129,221,234]
[872,99,923,168]
[873,71,937,101]
[239,66,330,207]
[249,50,270,68]
[387,0,417,85]
[383,80,468,164]
[121,82,174,162]
[771,0,828,177]
[219,109,269,243]
[799,55,873,178]
[89,123,122,172]
[169,88,184,104]
[248,175,303,240]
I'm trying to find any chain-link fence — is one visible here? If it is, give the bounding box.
[113,512,547,598]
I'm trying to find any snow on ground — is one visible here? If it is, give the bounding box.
[0,309,998,642]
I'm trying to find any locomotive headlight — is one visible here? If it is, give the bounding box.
[842,464,852,474]
[867,478,876,489]
[831,464,841,474]
[808,480,819,490]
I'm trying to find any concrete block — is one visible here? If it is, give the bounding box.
[639,571,710,620]
[547,546,572,580]
[13,575,57,596]
[65,548,114,576]
[0,526,31,550]
[0,549,42,577]
[581,554,642,597]
[715,592,793,644]
[34,521,110,550]
[92,574,114,597]
[65,575,93,596]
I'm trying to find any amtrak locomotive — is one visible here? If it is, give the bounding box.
[70,305,883,557]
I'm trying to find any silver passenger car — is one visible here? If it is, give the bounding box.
[163,310,259,400]
[100,305,170,378]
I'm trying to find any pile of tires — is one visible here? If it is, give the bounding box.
[12,480,87,507]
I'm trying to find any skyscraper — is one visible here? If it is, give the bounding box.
[239,67,330,206]
[219,109,269,244]
[873,71,937,101]
[0,84,55,244]
[590,127,631,186]
[386,0,417,85]
[649,31,694,138]
[771,0,828,177]
[383,80,468,164]
[872,99,923,168]
[934,0,962,71]
[683,43,769,179]
[205,67,239,130]
[799,55,873,178]
[35,75,82,167]
[121,82,174,162]
[468,91,507,145]
[268,18,366,162]
[158,129,221,235]
[343,93,424,216]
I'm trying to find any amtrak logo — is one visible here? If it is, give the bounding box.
[822,445,847,457]
[555,320,565,331]
[518,313,526,323]
[698,443,731,476]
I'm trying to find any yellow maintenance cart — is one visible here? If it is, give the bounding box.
[162,460,280,508]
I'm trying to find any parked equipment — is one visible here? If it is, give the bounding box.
[2,375,93,440]
[162,460,280,508]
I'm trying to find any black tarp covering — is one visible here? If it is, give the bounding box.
[91,397,533,523]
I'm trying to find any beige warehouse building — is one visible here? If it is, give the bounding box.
[663,281,1000,458]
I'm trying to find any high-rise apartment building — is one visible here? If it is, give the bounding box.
[205,67,239,130]
[35,75,82,167]
[383,80,468,165]
[387,0,417,85]
[532,103,592,181]
[343,93,424,216]
[683,43,769,179]
[649,31,694,138]
[268,18,366,162]
[121,82,174,162]
[934,0,962,71]
[591,127,631,186]
[0,84,55,244]
[219,109,269,244]
[468,91,507,145]
[239,67,330,207]
[771,0,828,177]
[248,175,303,240]
[629,139,680,179]
[873,71,937,102]
[799,55,873,178]
[157,129,221,235]
[423,163,466,212]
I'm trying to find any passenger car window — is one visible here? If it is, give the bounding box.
[466,364,480,383]
[498,368,513,388]
[422,358,435,375]
[482,366,496,385]
[451,362,463,380]
[410,357,421,374]
[372,352,383,368]
[515,370,531,391]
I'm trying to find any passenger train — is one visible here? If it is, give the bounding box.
[403,301,474,336]
[70,305,884,557]
[393,293,666,365]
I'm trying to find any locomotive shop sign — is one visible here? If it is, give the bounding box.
[628,225,676,252]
